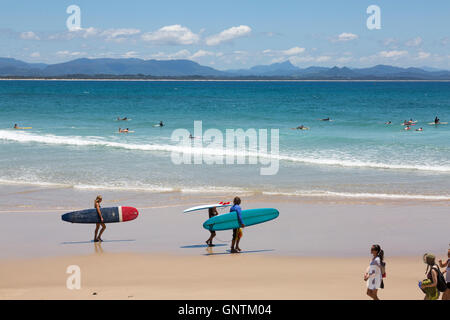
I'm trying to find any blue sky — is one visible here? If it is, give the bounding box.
[1,0,449,69]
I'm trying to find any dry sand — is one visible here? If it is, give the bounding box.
[0,253,427,300]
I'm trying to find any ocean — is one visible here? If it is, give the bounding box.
[0,80,449,200]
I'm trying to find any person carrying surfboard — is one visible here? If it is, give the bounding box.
[94,195,106,242]
[230,197,245,253]
[206,207,219,247]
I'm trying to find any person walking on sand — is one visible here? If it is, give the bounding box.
[364,244,385,300]
[206,207,219,247]
[94,195,106,242]
[420,253,440,300]
[230,197,244,253]
[438,248,450,300]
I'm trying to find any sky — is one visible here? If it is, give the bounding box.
[0,0,449,70]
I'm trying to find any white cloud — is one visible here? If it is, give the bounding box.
[101,28,140,41]
[416,51,431,60]
[263,46,306,58]
[205,25,251,46]
[282,46,305,56]
[316,55,331,62]
[190,50,215,59]
[20,31,40,40]
[56,51,87,57]
[405,37,423,47]
[122,51,139,58]
[141,25,199,45]
[333,32,358,42]
[382,38,398,48]
[30,52,40,58]
[49,27,100,40]
[379,50,408,58]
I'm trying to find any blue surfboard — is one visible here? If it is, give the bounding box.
[203,208,279,231]
[61,206,139,224]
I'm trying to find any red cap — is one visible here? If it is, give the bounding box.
[122,206,139,222]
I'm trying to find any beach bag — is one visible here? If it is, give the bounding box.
[419,279,439,300]
[380,262,386,278]
[432,266,447,292]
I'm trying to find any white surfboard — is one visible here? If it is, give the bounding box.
[427,122,448,125]
[183,202,232,213]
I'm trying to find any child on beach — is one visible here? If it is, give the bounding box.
[438,248,450,300]
[364,244,385,300]
[94,195,106,242]
[230,197,245,253]
[206,207,218,247]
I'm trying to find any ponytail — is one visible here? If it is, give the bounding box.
[372,244,384,263]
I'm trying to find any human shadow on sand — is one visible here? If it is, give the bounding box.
[61,239,136,245]
[180,244,228,249]
[204,249,274,256]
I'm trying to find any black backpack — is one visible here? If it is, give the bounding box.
[432,266,447,292]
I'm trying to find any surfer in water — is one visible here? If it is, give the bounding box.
[320,117,330,121]
[119,128,129,133]
[385,121,392,125]
[14,124,18,129]
[230,197,245,253]
[94,195,106,242]
[435,116,440,124]
[206,207,219,247]
[117,117,128,121]
[159,121,164,127]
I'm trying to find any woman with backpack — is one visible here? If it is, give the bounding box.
[420,253,447,300]
[364,244,385,300]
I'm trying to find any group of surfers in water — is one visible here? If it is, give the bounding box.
[385,116,442,131]
[117,118,164,133]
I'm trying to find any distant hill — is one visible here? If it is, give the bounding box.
[0,57,449,80]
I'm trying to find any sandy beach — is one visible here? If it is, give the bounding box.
[0,253,427,300]
[0,184,448,300]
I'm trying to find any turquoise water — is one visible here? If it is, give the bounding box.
[0,80,449,199]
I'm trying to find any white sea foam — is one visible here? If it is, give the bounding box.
[1,130,450,173]
[262,190,450,201]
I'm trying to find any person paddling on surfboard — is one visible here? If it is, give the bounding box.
[94,195,106,242]
[435,116,440,124]
[206,207,219,247]
[230,197,245,253]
